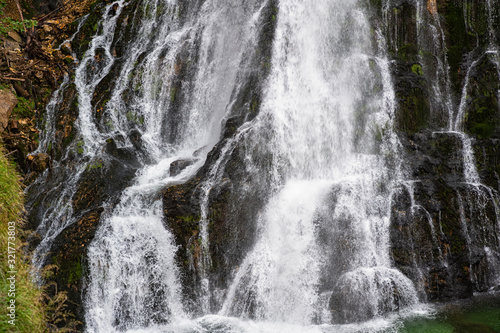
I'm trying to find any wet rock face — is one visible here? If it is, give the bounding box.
[462,57,500,139]
[169,159,196,177]
[390,131,500,301]
[390,136,474,301]
[22,1,143,329]
[382,0,500,302]
[162,0,279,314]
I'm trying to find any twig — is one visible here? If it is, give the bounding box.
[3,41,10,68]
[14,0,25,30]
[37,5,64,23]
[1,150,18,159]
[1,77,25,81]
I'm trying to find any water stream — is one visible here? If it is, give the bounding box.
[28,0,500,332]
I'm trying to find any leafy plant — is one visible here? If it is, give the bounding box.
[0,0,37,37]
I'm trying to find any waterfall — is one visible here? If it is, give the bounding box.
[27,0,500,332]
[220,0,418,325]
[83,0,267,331]
[30,0,128,269]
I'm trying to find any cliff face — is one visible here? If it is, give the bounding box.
[15,0,500,329]
[383,0,500,302]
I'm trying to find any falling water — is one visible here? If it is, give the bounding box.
[83,0,267,331]
[29,1,128,269]
[33,74,70,155]
[220,0,418,325]
[32,0,500,332]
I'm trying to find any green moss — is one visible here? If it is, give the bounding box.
[12,96,35,118]
[170,86,177,102]
[412,63,423,76]
[77,139,85,154]
[67,258,83,285]
[53,254,83,286]
[176,215,200,223]
[463,60,499,139]
[86,161,103,170]
[397,44,418,62]
[126,111,145,125]
[469,121,495,139]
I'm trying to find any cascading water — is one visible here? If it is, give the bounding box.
[220,0,418,326]
[29,0,128,269]
[27,0,500,332]
[389,0,500,292]
[83,0,269,331]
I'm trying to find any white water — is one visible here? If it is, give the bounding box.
[220,0,418,325]
[36,0,500,332]
[84,0,267,331]
[30,1,128,269]
[81,0,422,330]
[33,74,70,155]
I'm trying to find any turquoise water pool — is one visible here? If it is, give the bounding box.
[399,294,500,333]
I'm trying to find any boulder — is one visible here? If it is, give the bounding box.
[7,31,23,44]
[0,88,18,133]
[27,153,50,171]
[169,159,196,177]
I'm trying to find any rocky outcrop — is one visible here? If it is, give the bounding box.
[0,88,17,133]
[382,0,500,302]
[26,152,50,171]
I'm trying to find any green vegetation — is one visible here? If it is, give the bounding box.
[411,63,423,76]
[77,139,84,154]
[0,0,36,37]
[126,111,145,125]
[175,215,200,223]
[12,97,35,119]
[86,160,103,170]
[170,86,177,102]
[396,87,430,134]
[0,144,45,332]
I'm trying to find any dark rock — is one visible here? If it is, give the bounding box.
[27,153,50,171]
[193,146,207,157]
[162,0,279,315]
[390,131,499,301]
[50,209,104,325]
[170,159,196,177]
[462,56,500,139]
